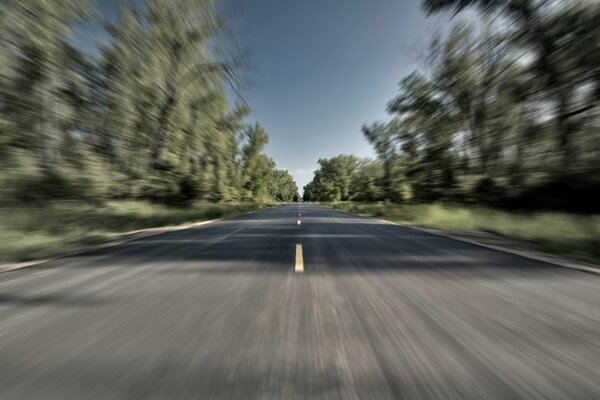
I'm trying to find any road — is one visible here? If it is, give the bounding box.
[0,204,599,399]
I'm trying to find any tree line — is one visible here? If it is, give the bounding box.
[304,0,600,211]
[0,0,298,205]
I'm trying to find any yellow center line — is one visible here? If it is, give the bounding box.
[295,244,304,273]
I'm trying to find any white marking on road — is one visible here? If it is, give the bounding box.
[216,226,246,243]
[295,244,304,273]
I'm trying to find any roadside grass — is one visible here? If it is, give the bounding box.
[0,201,271,264]
[327,202,600,265]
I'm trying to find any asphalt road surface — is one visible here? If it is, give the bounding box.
[1,204,599,399]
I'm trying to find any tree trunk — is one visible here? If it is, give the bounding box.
[151,84,177,169]
[557,91,575,167]
[383,156,392,202]
[151,42,183,169]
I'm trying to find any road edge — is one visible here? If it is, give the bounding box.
[325,205,600,276]
[0,204,282,274]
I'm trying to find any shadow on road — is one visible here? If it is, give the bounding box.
[0,293,108,307]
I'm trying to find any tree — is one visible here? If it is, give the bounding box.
[361,122,397,200]
[143,0,232,170]
[302,155,363,202]
[423,0,600,166]
[99,4,146,170]
[387,71,459,200]
[1,0,94,162]
[349,160,384,202]
[269,170,299,202]
[240,123,270,200]
[0,0,297,205]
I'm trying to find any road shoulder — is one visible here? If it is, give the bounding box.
[0,205,280,274]
[326,205,600,276]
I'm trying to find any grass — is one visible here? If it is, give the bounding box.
[327,202,600,265]
[0,200,272,264]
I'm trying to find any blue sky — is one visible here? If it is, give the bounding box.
[81,0,444,189]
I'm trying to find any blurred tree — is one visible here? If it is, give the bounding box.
[0,0,297,205]
[349,160,384,202]
[1,0,93,161]
[361,122,397,200]
[388,71,458,201]
[241,123,270,200]
[423,0,600,167]
[99,4,147,172]
[269,169,299,202]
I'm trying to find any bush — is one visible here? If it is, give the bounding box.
[9,168,97,204]
[138,175,179,203]
[176,175,200,205]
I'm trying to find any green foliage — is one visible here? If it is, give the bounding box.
[269,169,299,202]
[303,155,361,202]
[309,0,600,211]
[0,0,297,206]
